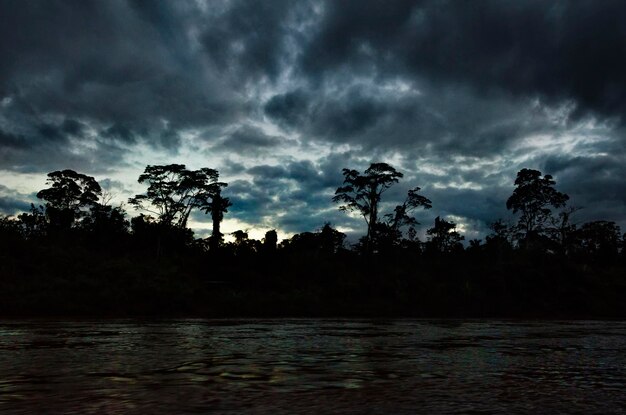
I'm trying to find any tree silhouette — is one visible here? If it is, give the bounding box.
[383,186,432,241]
[130,213,193,257]
[232,229,248,245]
[36,170,102,231]
[0,215,22,249]
[319,223,346,254]
[203,189,231,250]
[576,220,621,261]
[263,229,278,252]
[283,224,347,256]
[506,168,569,245]
[17,204,47,239]
[333,162,430,252]
[129,164,227,229]
[426,216,464,253]
[549,206,581,255]
[3,164,626,319]
[333,163,402,249]
[80,204,129,247]
[485,219,513,259]
[230,229,260,256]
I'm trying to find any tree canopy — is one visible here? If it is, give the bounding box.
[36,169,102,230]
[426,216,464,253]
[333,162,431,252]
[129,164,227,229]
[2,165,626,319]
[203,189,232,250]
[506,168,569,243]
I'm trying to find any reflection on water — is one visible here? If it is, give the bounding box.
[0,320,624,414]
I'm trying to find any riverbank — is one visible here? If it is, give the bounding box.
[1,244,624,318]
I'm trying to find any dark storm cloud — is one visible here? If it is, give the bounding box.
[541,153,626,224]
[264,90,310,129]
[264,87,386,141]
[226,154,359,233]
[199,0,299,82]
[98,178,130,194]
[300,0,626,123]
[102,124,138,144]
[428,187,510,226]
[0,111,131,173]
[0,184,35,215]
[37,123,68,142]
[213,126,295,153]
[0,196,31,215]
[2,0,626,237]
[0,0,242,170]
[61,119,86,136]
[218,159,247,177]
[264,83,540,157]
[0,129,30,149]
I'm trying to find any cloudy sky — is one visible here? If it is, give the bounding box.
[1,0,625,241]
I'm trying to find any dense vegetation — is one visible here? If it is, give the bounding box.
[1,163,624,317]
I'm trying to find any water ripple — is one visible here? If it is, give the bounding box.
[0,319,624,414]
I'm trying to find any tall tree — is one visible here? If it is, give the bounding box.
[485,219,513,259]
[17,204,47,239]
[549,206,581,255]
[263,229,278,252]
[80,204,129,247]
[36,169,102,230]
[576,221,621,261]
[384,186,433,237]
[203,190,231,250]
[319,223,346,255]
[333,163,430,251]
[129,164,227,229]
[426,216,464,253]
[506,168,569,244]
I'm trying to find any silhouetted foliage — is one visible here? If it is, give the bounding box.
[484,219,514,260]
[319,223,346,254]
[426,216,464,254]
[1,165,625,318]
[506,168,569,247]
[204,190,231,251]
[0,215,21,245]
[17,204,47,239]
[37,169,102,231]
[575,221,621,262]
[232,230,248,245]
[130,213,194,257]
[548,206,581,255]
[227,229,261,256]
[129,164,227,228]
[80,204,129,249]
[333,162,431,253]
[333,163,402,251]
[280,224,346,257]
[263,229,278,252]
[384,187,432,231]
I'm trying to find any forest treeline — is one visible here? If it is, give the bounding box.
[0,163,625,317]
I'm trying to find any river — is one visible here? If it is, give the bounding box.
[0,319,624,414]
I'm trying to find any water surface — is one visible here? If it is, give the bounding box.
[0,319,624,414]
